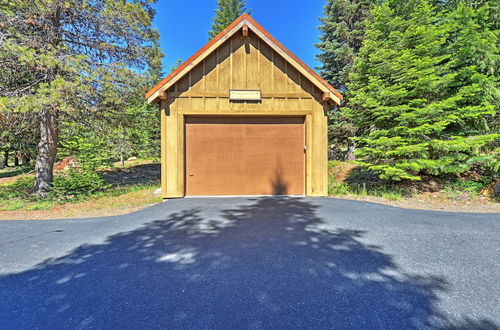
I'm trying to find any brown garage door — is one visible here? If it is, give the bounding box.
[185,116,305,196]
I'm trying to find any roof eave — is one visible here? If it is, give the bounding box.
[145,13,342,105]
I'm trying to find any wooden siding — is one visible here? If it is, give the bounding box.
[160,30,328,198]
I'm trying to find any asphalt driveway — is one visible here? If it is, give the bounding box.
[0,197,498,329]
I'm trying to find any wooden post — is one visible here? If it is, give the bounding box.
[158,92,167,101]
[322,92,331,103]
[242,24,249,38]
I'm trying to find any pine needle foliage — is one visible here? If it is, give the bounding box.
[208,0,250,40]
[316,0,374,160]
[348,0,499,180]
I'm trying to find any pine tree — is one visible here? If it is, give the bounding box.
[316,0,373,160]
[348,0,498,181]
[0,0,162,197]
[445,1,500,172]
[208,0,250,40]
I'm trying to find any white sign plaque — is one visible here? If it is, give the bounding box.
[229,89,262,101]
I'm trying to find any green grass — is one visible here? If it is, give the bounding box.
[83,183,159,200]
[0,200,27,211]
[328,181,404,201]
[110,157,160,169]
[0,176,34,199]
[328,160,342,169]
[0,169,159,212]
[0,183,158,212]
[0,166,33,179]
[328,170,405,201]
[25,201,58,210]
[442,180,484,199]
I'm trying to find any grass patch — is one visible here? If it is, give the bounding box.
[0,200,27,211]
[0,171,159,212]
[0,176,34,199]
[328,179,405,201]
[0,158,161,217]
[86,183,159,200]
[0,166,33,179]
[25,201,58,211]
[0,183,159,213]
[111,157,159,169]
[328,162,407,201]
[442,180,484,199]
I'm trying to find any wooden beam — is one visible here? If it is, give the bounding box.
[168,91,318,99]
[242,24,249,38]
[322,92,331,103]
[158,92,168,101]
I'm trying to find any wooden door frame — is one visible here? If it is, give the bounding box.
[178,110,313,197]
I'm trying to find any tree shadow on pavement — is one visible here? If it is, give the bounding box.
[0,197,496,329]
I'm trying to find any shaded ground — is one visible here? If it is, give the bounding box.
[0,197,498,329]
[102,163,160,186]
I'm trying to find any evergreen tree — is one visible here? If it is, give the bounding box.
[208,0,250,40]
[0,0,162,197]
[316,0,373,160]
[348,0,498,180]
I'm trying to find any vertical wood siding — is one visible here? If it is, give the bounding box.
[161,30,328,197]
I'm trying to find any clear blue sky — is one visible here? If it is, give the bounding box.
[153,0,325,73]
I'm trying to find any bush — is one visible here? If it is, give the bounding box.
[0,176,34,199]
[50,169,110,199]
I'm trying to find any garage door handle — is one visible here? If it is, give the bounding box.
[189,174,194,177]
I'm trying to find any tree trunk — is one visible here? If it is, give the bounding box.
[120,126,125,168]
[1,150,7,168]
[346,137,356,161]
[22,154,30,166]
[14,153,19,167]
[33,109,59,197]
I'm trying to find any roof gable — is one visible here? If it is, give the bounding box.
[146,14,342,105]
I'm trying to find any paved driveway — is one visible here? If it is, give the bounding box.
[0,197,498,329]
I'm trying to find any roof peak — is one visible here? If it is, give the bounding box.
[146,14,342,104]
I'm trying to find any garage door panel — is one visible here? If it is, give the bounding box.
[185,116,305,196]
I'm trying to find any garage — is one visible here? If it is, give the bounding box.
[145,14,341,198]
[185,116,305,196]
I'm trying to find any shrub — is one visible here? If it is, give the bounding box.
[50,169,110,200]
[0,176,34,199]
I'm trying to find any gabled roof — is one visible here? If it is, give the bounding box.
[145,13,342,105]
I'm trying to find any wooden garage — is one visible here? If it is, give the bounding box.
[145,14,342,198]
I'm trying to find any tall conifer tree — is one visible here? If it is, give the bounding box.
[348,0,498,180]
[208,0,250,40]
[0,0,162,196]
[316,0,373,160]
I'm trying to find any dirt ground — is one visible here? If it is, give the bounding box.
[328,161,499,213]
[331,195,499,213]
[0,187,162,220]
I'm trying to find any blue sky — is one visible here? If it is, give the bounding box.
[153,0,325,73]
